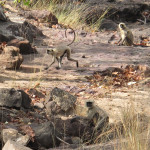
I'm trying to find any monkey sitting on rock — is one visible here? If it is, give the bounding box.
[72,100,109,132]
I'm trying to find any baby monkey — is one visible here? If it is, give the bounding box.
[45,28,78,70]
[118,23,134,46]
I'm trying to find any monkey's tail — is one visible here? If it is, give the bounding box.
[65,26,76,46]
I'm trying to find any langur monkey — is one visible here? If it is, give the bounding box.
[45,27,78,70]
[72,100,109,132]
[118,23,134,46]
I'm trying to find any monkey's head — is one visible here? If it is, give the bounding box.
[119,23,127,30]
[47,48,54,55]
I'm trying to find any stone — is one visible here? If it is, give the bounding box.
[34,102,44,109]
[2,140,32,150]
[45,87,77,117]
[99,19,118,31]
[0,34,15,43]
[18,90,31,109]
[7,20,44,43]
[2,128,18,143]
[0,46,23,70]
[30,121,61,148]
[2,128,30,145]
[0,88,22,108]
[7,39,37,54]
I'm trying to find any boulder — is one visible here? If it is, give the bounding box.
[50,117,93,142]
[0,34,15,43]
[99,19,118,31]
[18,90,31,109]
[0,88,31,109]
[2,140,32,150]
[0,88,22,108]
[0,46,23,70]
[45,87,77,117]
[7,20,44,43]
[2,128,30,145]
[7,39,37,54]
[30,121,61,148]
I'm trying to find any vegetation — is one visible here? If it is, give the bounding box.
[13,0,109,31]
[94,104,150,150]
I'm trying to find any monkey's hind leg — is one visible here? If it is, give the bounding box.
[44,56,55,70]
[67,57,79,68]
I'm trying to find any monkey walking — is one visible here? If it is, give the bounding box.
[44,27,78,70]
[118,22,134,46]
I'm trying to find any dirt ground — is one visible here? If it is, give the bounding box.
[1,4,150,124]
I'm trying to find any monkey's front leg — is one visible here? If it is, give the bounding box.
[44,55,55,70]
[118,37,126,46]
[117,38,122,45]
[56,57,62,70]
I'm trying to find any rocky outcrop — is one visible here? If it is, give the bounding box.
[0,88,31,108]
[45,87,77,117]
[30,121,61,148]
[7,39,37,54]
[0,46,23,70]
[7,20,44,43]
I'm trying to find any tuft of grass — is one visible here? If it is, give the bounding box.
[119,105,150,150]
[93,104,150,150]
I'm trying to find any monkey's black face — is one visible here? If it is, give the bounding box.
[120,24,124,29]
[47,49,53,55]
[86,101,93,108]
[119,23,126,30]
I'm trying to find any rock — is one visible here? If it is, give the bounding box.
[78,30,87,37]
[20,10,58,27]
[99,19,118,31]
[18,90,31,109]
[34,102,44,109]
[0,6,7,21]
[0,34,15,43]
[0,89,31,109]
[2,128,30,145]
[45,87,77,117]
[0,46,23,70]
[7,39,37,55]
[30,121,61,148]
[2,140,32,150]
[51,117,93,142]
[0,108,12,122]
[27,88,45,98]
[2,128,18,143]
[0,88,22,108]
[7,20,44,43]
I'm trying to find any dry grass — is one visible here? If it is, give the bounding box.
[93,104,150,150]
[23,0,109,31]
